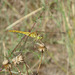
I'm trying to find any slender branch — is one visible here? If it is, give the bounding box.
[37,51,43,74]
[15,65,21,75]
[9,68,12,75]
[23,61,29,75]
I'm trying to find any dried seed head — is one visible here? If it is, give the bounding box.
[36,43,46,52]
[2,59,9,65]
[12,53,24,65]
[2,59,11,69]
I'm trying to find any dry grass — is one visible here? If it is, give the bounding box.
[0,0,75,75]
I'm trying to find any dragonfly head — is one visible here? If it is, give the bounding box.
[37,35,43,40]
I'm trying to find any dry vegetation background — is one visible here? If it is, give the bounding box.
[0,0,75,75]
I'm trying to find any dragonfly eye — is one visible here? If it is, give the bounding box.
[37,35,43,40]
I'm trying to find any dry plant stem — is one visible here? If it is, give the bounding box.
[3,42,8,75]
[37,51,43,74]
[3,42,8,60]
[62,2,72,29]
[6,7,44,30]
[71,1,75,17]
[67,57,69,75]
[24,61,33,74]
[24,61,29,75]
[9,68,12,75]
[15,65,21,75]
[29,11,44,32]
[28,59,41,73]
[1,69,24,75]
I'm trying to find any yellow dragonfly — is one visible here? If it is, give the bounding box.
[8,30,43,40]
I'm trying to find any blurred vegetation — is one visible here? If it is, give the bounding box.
[0,0,75,75]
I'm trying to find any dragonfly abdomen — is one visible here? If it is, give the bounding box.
[9,30,30,36]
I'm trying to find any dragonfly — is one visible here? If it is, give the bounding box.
[8,30,43,40]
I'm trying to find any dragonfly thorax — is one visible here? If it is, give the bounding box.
[36,35,43,40]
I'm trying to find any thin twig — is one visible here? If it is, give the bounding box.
[9,68,12,75]
[27,58,41,73]
[37,51,43,74]
[62,2,72,29]
[3,42,7,75]
[1,69,24,75]
[15,65,21,75]
[23,61,29,75]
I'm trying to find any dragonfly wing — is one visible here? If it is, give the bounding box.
[36,31,66,44]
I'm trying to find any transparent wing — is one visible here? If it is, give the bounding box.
[36,31,66,43]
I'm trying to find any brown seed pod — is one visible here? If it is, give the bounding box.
[36,42,47,52]
[2,59,11,70]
